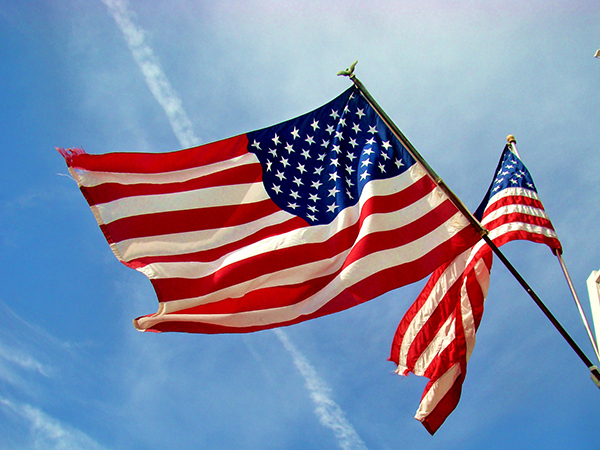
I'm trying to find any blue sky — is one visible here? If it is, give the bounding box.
[1,1,599,448]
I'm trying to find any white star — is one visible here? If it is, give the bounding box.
[343,105,350,113]
[275,170,286,181]
[266,160,273,171]
[345,165,355,174]
[349,138,358,148]
[326,124,335,135]
[394,158,404,169]
[321,139,330,148]
[311,179,323,189]
[367,125,378,134]
[314,166,324,175]
[330,158,340,167]
[330,109,340,119]
[285,143,294,154]
[287,202,299,210]
[510,178,518,185]
[381,141,392,150]
[252,140,261,150]
[317,153,326,161]
[329,172,341,182]
[328,185,340,197]
[356,108,365,118]
[334,131,344,141]
[305,135,315,145]
[366,137,376,145]
[378,162,386,173]
[346,152,357,161]
[272,134,281,145]
[339,118,347,127]
[280,157,290,168]
[307,214,317,222]
[301,149,311,159]
[291,127,300,139]
[292,177,303,187]
[311,119,320,131]
[272,184,282,194]
[346,189,354,200]
[360,170,369,180]
[345,177,354,187]
[327,202,338,213]
[332,144,342,154]
[361,159,373,167]
[380,151,390,160]
[352,123,361,133]
[309,193,320,202]
[307,204,318,212]
[297,163,307,173]
[268,148,277,157]
[363,147,374,156]
[290,190,301,199]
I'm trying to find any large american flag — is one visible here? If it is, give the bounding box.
[60,87,480,334]
[389,144,562,434]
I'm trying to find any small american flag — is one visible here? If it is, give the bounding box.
[60,87,480,334]
[390,144,561,434]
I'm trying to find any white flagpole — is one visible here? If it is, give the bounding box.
[507,135,600,364]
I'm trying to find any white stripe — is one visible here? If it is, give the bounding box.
[72,152,257,188]
[97,182,269,224]
[485,186,539,209]
[396,249,471,372]
[414,363,461,422]
[140,178,453,279]
[481,203,552,227]
[412,314,457,376]
[117,163,432,261]
[135,210,471,329]
[116,209,295,262]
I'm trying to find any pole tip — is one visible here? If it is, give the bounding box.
[337,60,358,77]
[506,135,516,144]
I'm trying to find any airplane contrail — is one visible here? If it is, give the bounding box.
[101,0,200,149]
[274,329,368,450]
[101,2,368,448]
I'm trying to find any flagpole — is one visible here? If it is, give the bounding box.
[337,62,487,238]
[506,135,600,364]
[338,62,600,386]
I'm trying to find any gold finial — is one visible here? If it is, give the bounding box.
[337,60,358,77]
[506,135,516,144]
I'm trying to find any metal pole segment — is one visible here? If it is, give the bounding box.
[508,135,600,365]
[338,65,487,238]
[554,251,600,362]
[482,233,600,386]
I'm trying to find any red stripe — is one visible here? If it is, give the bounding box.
[483,194,544,217]
[139,226,480,333]
[66,134,249,173]
[128,216,307,267]
[485,212,556,233]
[84,163,263,206]
[150,194,459,303]
[100,198,283,243]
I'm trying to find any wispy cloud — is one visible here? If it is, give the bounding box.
[274,329,368,450]
[0,397,108,450]
[100,0,201,149]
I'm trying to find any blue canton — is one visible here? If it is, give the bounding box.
[474,145,537,220]
[247,87,416,225]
